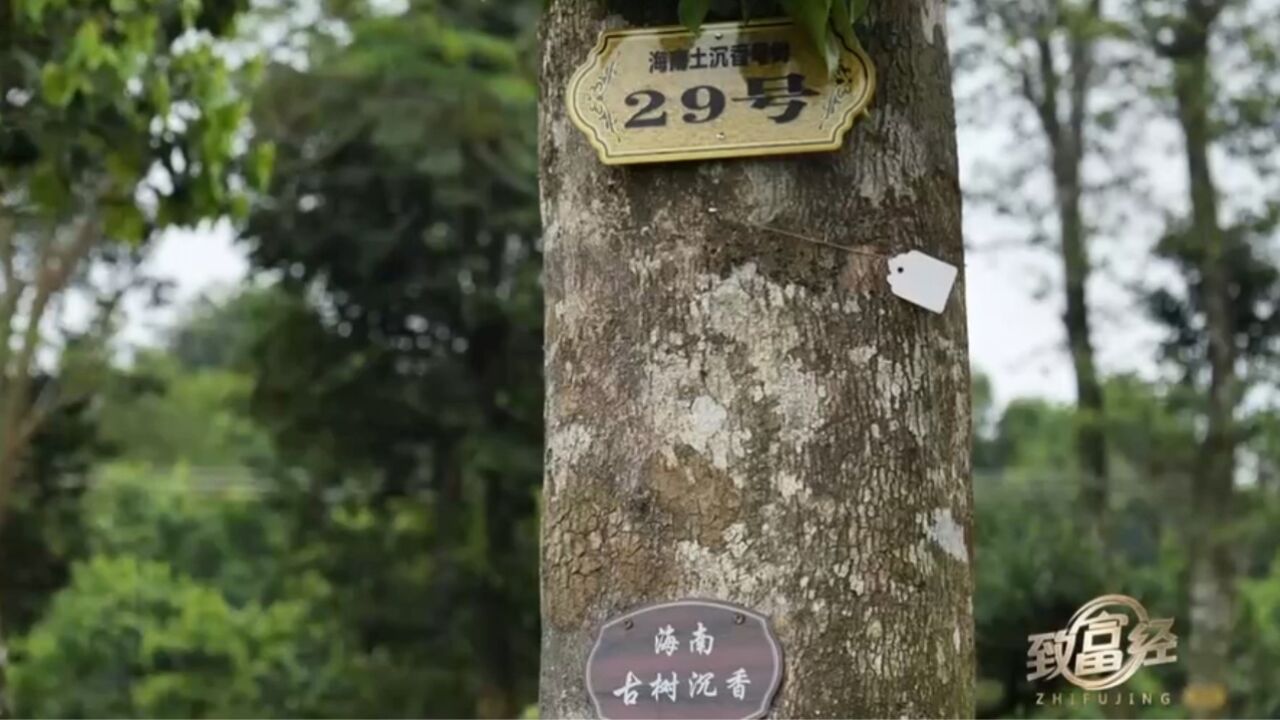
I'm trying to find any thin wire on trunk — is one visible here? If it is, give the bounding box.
[718,217,887,258]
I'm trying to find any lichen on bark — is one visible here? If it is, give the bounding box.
[540,2,975,717]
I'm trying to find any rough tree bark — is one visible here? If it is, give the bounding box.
[538,2,975,717]
[1165,7,1236,715]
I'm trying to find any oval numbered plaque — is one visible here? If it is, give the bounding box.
[566,19,876,165]
[586,599,784,720]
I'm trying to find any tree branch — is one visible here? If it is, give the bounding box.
[1151,0,1224,58]
[1031,29,1064,144]
[0,212,99,528]
[0,212,24,398]
[1067,0,1102,150]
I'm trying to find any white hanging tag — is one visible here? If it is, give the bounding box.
[887,251,958,314]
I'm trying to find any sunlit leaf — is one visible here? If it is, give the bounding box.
[781,0,836,70]
[679,0,713,34]
[39,62,75,106]
[71,20,106,70]
[104,203,147,244]
[249,142,276,192]
[30,160,68,210]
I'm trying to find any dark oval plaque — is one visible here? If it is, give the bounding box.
[586,599,784,720]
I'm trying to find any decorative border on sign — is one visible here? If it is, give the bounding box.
[583,598,786,720]
[585,58,621,142]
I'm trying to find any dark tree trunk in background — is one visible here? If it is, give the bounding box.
[476,478,517,719]
[0,457,15,719]
[1019,0,1109,521]
[1165,7,1236,716]
[0,612,9,718]
[538,2,975,716]
[1056,7,1110,521]
[1058,170,1109,519]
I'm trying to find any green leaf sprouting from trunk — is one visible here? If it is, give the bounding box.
[678,0,713,33]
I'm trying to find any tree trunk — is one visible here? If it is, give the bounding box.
[0,440,12,720]
[475,473,520,719]
[538,3,975,717]
[1053,96,1108,525]
[1023,0,1109,520]
[0,610,10,718]
[1173,41,1236,720]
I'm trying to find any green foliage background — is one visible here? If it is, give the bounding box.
[680,0,870,66]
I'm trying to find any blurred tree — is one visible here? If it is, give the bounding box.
[9,469,360,718]
[956,0,1280,713]
[0,0,263,515]
[74,465,285,604]
[0,0,265,706]
[985,398,1078,477]
[240,0,542,716]
[972,376,1200,717]
[98,351,272,468]
[1234,521,1280,718]
[974,473,1109,717]
[972,371,1001,471]
[166,289,276,372]
[0,387,97,635]
[960,0,1118,523]
[1135,1,1280,713]
[10,313,479,716]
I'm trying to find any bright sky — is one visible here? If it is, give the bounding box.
[127,220,248,345]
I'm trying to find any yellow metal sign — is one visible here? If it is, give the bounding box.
[566,19,876,165]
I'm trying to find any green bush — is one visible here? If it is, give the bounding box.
[11,555,355,718]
